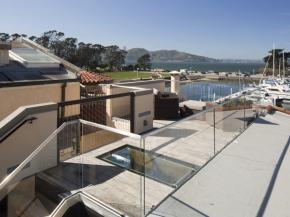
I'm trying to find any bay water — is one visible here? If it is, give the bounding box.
[152,62,263,73]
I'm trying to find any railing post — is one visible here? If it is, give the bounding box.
[130,92,135,133]
[57,104,61,127]
[57,103,64,127]
[243,94,246,130]
[213,108,216,155]
[140,137,146,217]
[57,104,61,165]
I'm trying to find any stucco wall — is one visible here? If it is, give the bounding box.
[106,86,131,119]
[0,82,80,121]
[134,94,154,134]
[105,84,154,134]
[7,176,36,216]
[0,110,58,183]
[81,130,124,153]
[117,79,165,92]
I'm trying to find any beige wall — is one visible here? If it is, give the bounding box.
[105,84,154,134]
[0,49,9,66]
[0,82,80,121]
[106,86,131,119]
[0,110,58,184]
[116,80,165,92]
[134,94,154,134]
[81,130,124,153]
[7,176,36,216]
[171,75,180,95]
[131,81,165,92]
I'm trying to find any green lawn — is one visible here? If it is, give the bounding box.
[104,71,150,81]
[104,71,170,81]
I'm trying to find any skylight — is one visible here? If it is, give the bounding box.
[9,48,60,68]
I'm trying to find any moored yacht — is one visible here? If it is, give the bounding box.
[259,79,290,99]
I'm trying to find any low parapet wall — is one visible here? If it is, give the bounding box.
[104,82,155,134]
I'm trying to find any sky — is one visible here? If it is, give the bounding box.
[1,0,290,59]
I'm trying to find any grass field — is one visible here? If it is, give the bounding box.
[104,71,151,81]
[104,71,170,81]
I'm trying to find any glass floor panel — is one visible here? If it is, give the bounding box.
[98,145,198,187]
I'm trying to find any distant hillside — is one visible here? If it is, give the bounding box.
[126,48,218,63]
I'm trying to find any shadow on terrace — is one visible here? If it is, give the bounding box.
[0,90,268,217]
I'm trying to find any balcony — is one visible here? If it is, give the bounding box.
[2,89,289,217]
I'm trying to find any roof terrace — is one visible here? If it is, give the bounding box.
[0,89,289,216]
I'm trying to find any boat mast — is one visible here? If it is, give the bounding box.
[273,44,275,77]
[279,58,281,78]
[260,53,270,85]
[283,50,285,78]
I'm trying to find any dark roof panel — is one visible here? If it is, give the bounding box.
[0,72,10,82]
[1,70,45,81]
[0,60,75,83]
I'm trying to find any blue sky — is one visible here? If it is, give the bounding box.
[1,0,290,59]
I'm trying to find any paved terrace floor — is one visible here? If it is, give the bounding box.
[149,111,290,217]
[41,108,256,216]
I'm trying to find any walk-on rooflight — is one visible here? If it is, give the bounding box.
[9,47,60,68]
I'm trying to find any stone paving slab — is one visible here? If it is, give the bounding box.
[149,112,290,217]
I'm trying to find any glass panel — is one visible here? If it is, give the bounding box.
[0,120,142,216]
[143,109,214,215]
[80,122,142,217]
[214,97,246,152]
[99,145,195,188]
[0,122,75,216]
[11,48,58,63]
[244,90,268,127]
[142,91,264,216]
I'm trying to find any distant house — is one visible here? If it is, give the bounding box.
[219,72,228,77]
[80,71,113,97]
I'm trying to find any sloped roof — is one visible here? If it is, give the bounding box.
[80,71,113,85]
[0,39,77,84]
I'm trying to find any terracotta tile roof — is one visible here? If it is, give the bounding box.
[80,71,113,85]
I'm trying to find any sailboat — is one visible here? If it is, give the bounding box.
[258,46,290,100]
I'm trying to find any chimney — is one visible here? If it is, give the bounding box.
[0,42,11,66]
[170,71,182,95]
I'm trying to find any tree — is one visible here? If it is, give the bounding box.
[0,33,10,42]
[29,36,37,41]
[103,46,127,71]
[137,54,151,70]
[70,43,104,70]
[59,37,77,60]
[8,30,129,72]
[11,33,21,41]
[35,30,64,49]
[263,49,290,76]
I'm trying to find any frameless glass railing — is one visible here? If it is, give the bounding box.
[0,121,78,216]
[0,89,267,217]
[0,119,143,217]
[141,89,267,216]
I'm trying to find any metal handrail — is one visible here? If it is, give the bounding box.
[0,117,37,143]
[50,191,126,217]
[58,92,134,107]
[0,118,141,192]
[80,119,141,139]
[57,92,136,133]
[0,120,78,191]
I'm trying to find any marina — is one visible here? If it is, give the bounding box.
[1,1,290,216]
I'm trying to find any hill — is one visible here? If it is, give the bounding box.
[126,48,218,63]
